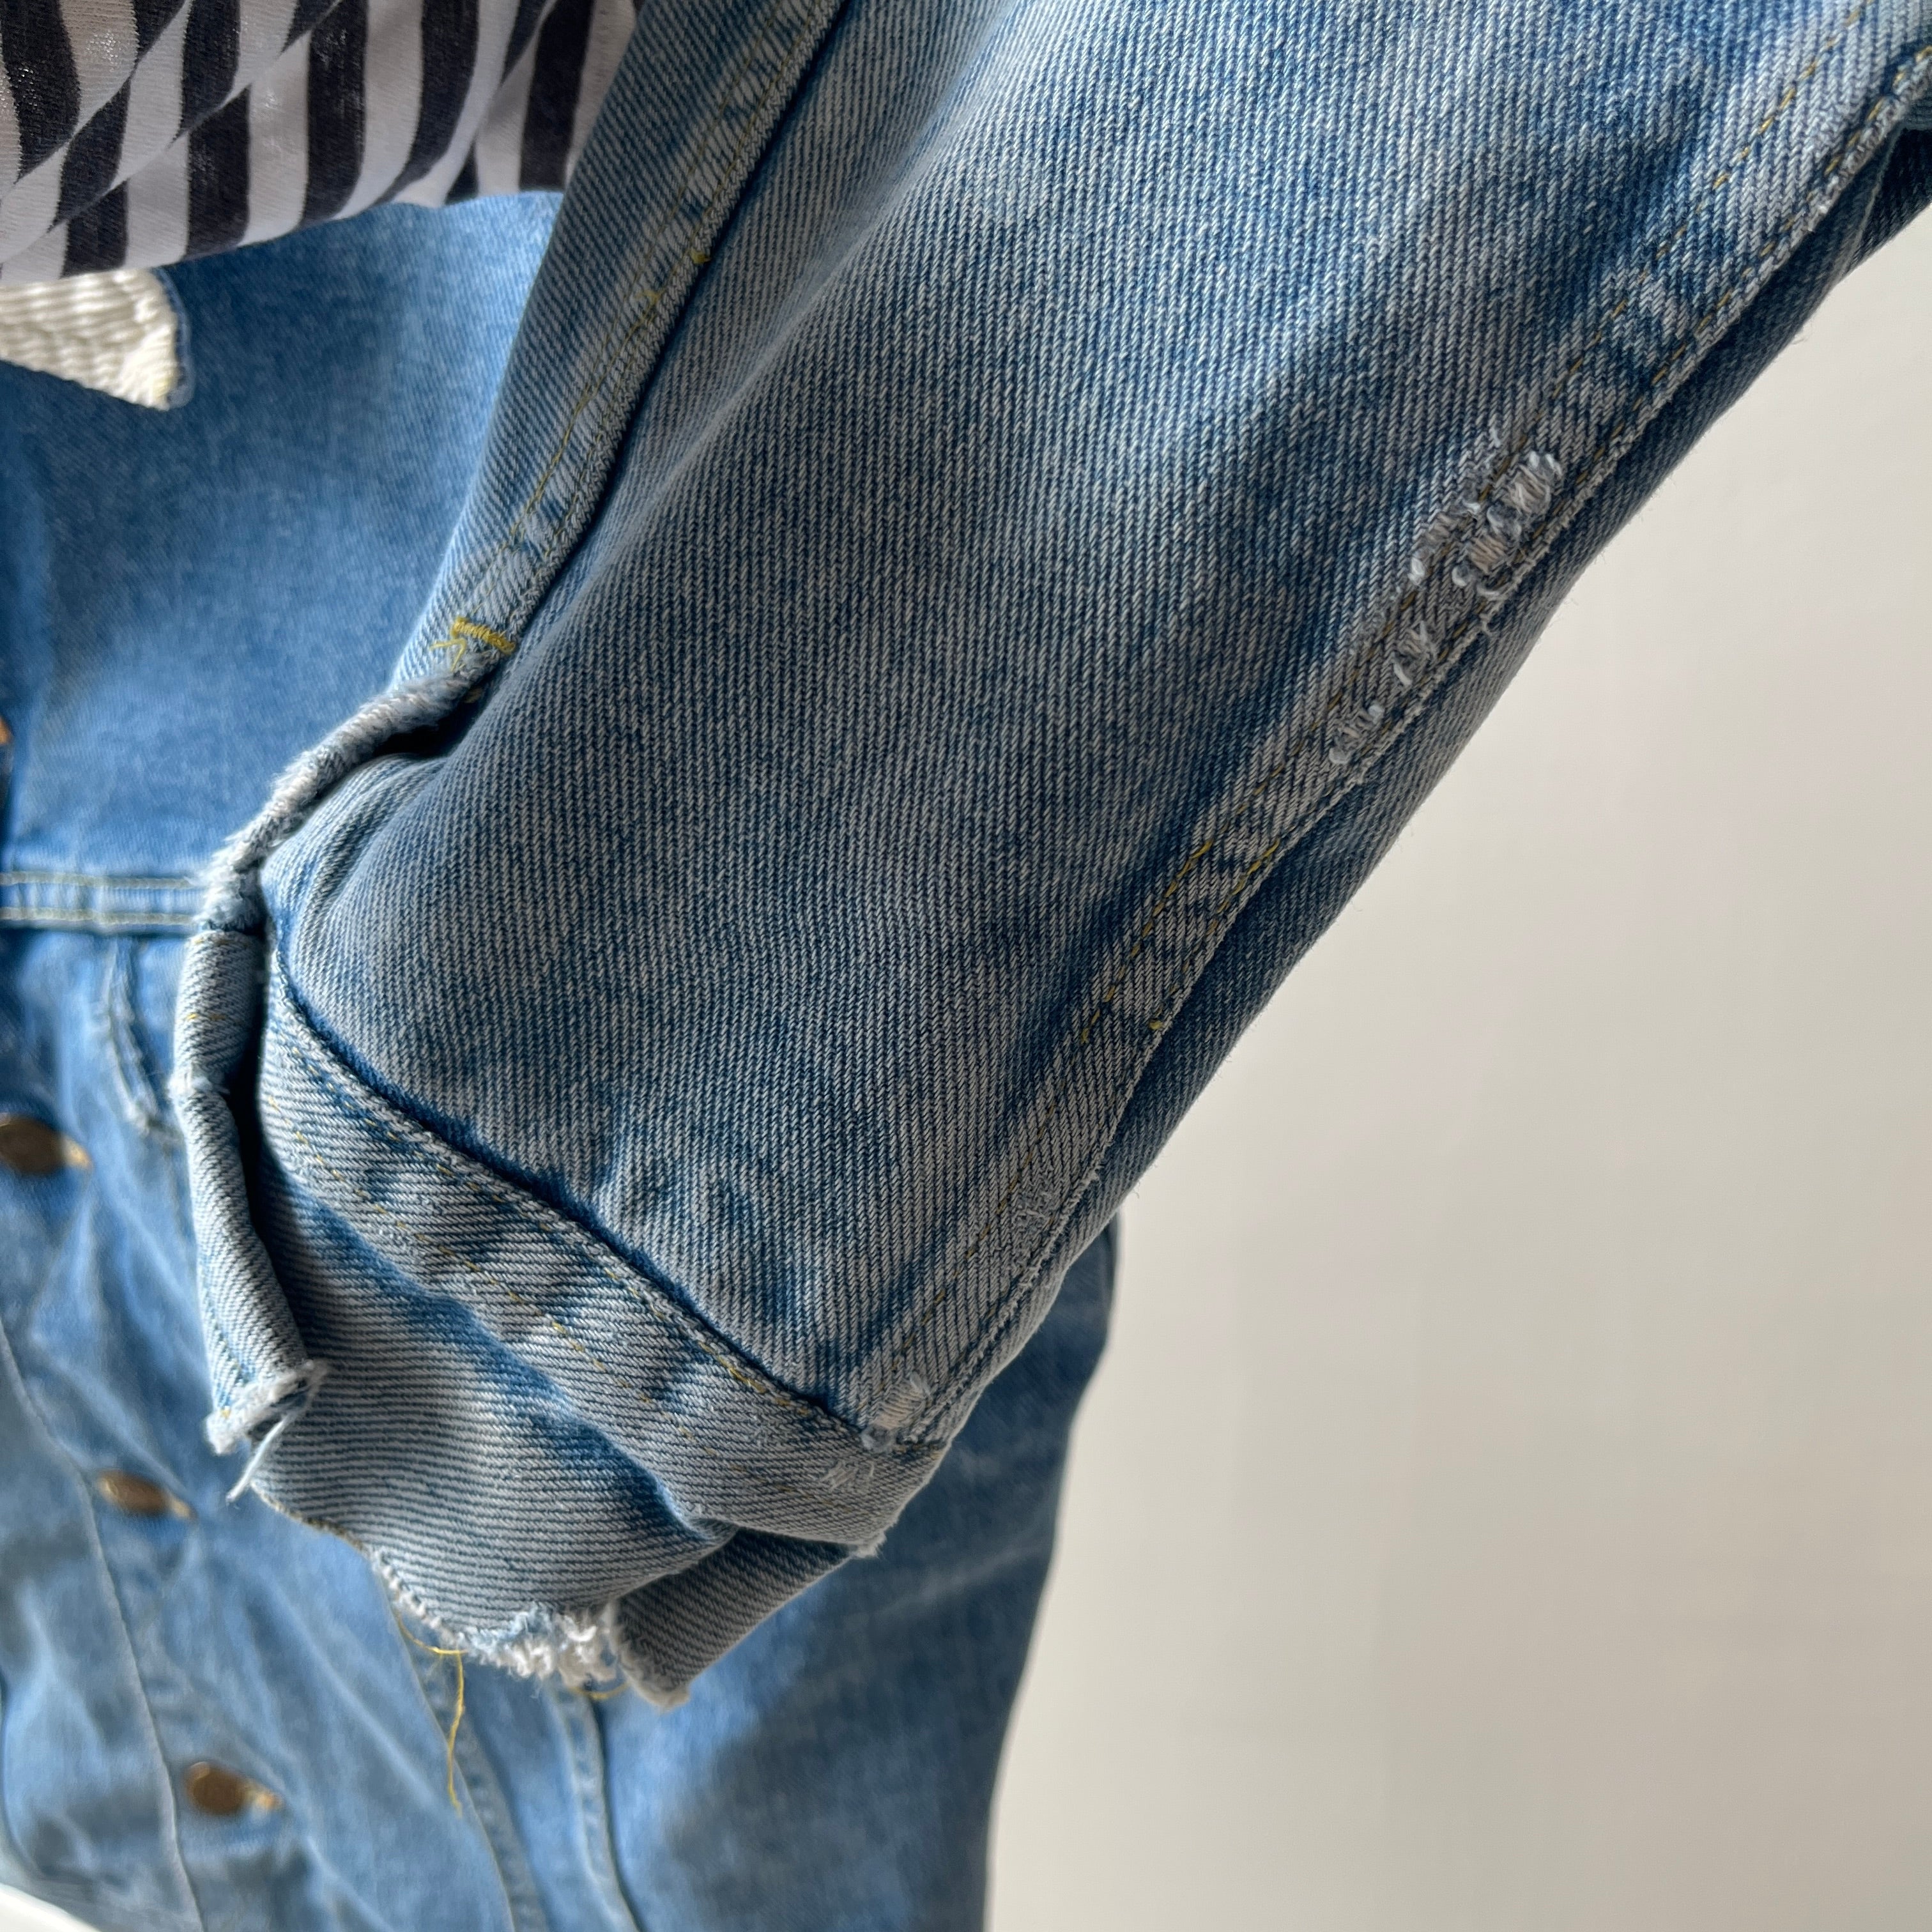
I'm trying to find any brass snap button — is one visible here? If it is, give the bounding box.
[183,1761,280,1817]
[0,1114,89,1176]
[95,1470,193,1519]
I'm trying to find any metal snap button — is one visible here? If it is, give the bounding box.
[95,1470,193,1519]
[183,1761,280,1817]
[0,1114,89,1176]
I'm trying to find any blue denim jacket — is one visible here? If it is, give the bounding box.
[4,1,1930,1925]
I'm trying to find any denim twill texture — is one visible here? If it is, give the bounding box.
[0,925,1108,1929]
[2,5,1928,1928]
[166,0,1932,1700]
[0,192,1116,1921]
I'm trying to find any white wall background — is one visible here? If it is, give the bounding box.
[989,209,1932,1929]
[4,192,1928,1932]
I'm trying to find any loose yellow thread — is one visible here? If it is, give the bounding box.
[394,1614,468,1811]
[429,617,519,673]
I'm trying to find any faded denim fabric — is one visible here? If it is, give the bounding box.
[3,3,1932,1929]
[0,932,1110,1931]
[170,0,1932,1698]
[0,195,1114,1929]
[0,918,1109,1932]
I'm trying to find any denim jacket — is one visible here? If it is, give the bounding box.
[4,1,1930,1925]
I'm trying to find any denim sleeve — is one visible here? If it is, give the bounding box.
[172,0,1932,1699]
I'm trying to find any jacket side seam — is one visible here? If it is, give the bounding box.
[880,20,1932,1436]
[1081,0,1917,1045]
[448,0,843,642]
[1132,31,1932,1036]
[0,1311,206,1930]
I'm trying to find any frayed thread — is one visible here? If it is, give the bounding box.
[860,1373,932,1450]
[391,1611,470,1812]
[207,1360,330,1498]
[367,1549,631,1692]
[1446,448,1563,599]
[1330,446,1563,772]
[481,1607,623,1687]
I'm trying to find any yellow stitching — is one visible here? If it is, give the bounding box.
[453,618,518,652]
[479,13,797,592]
[862,17,1930,1421]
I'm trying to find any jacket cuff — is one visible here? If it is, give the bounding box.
[173,797,935,1702]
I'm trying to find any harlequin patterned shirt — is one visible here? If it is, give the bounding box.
[0,0,636,283]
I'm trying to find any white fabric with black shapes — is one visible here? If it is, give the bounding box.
[0,0,635,283]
